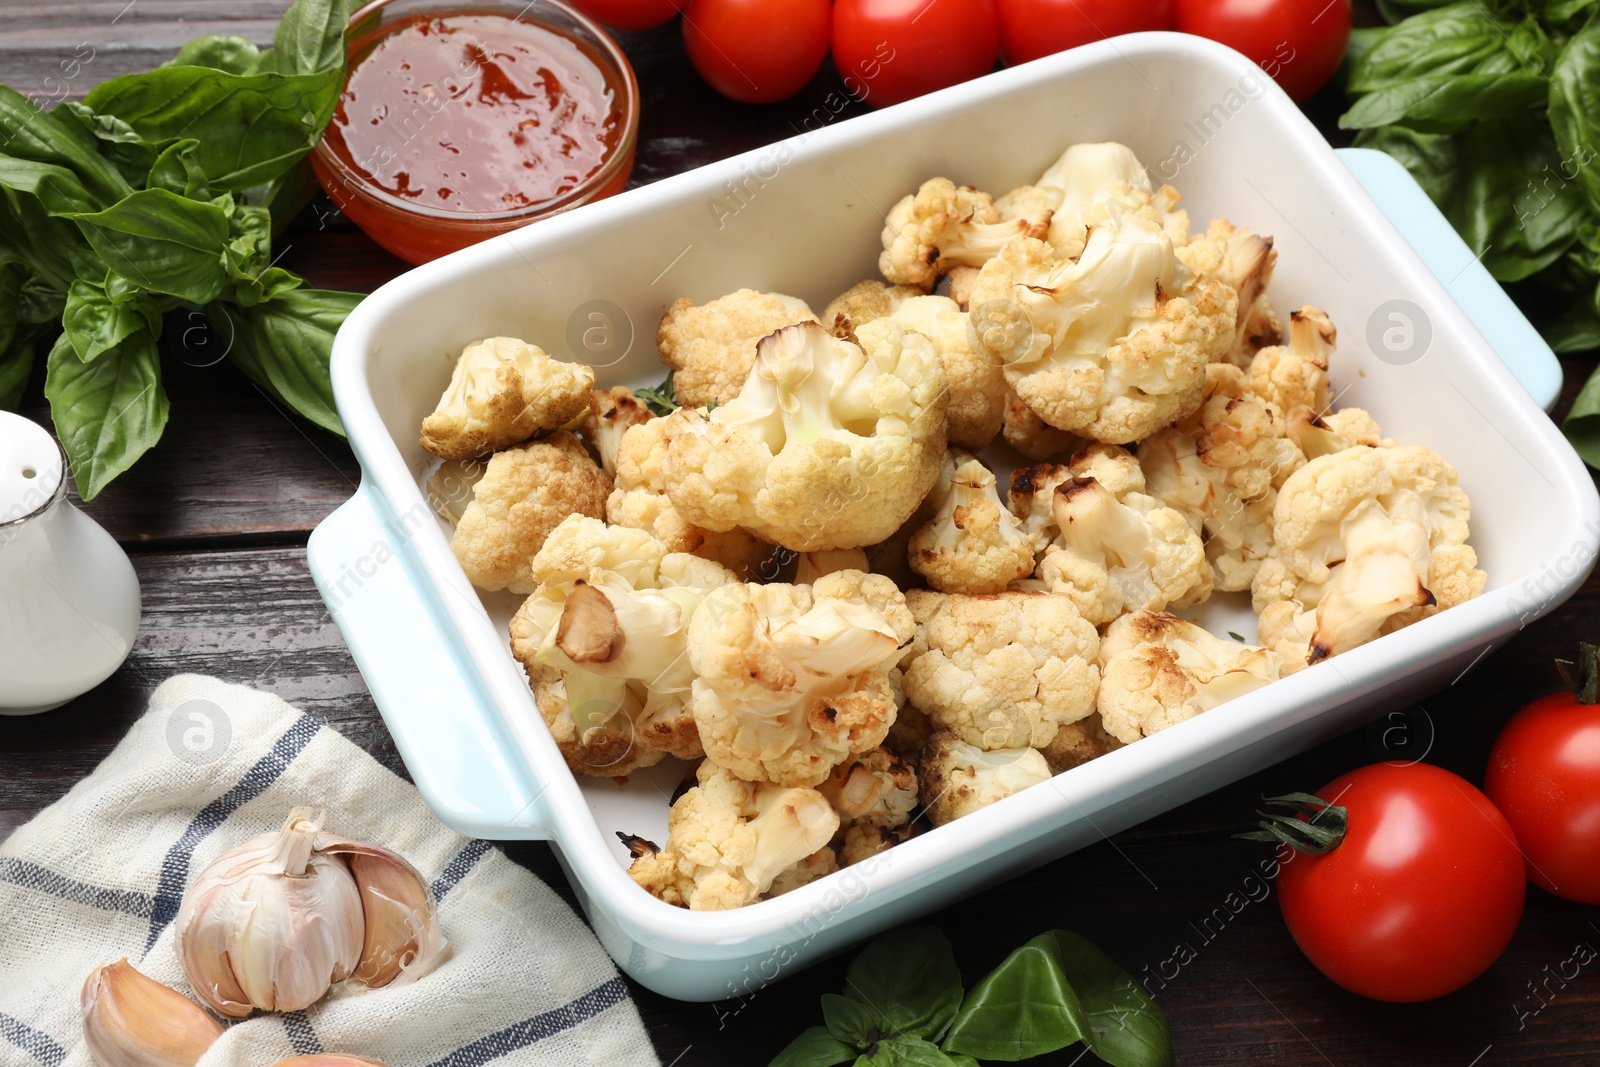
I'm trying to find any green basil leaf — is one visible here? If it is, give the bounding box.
[1545,0,1598,25]
[246,157,320,232]
[44,328,169,499]
[821,994,876,1047]
[0,336,34,411]
[63,277,163,363]
[267,0,349,75]
[1449,119,1586,282]
[844,928,964,1043]
[1339,71,1546,130]
[2,187,100,289]
[1375,0,1461,23]
[165,34,263,75]
[0,86,130,208]
[70,188,229,303]
[0,157,100,215]
[1548,18,1600,215]
[1562,361,1600,466]
[1353,126,1460,205]
[769,1025,859,1067]
[207,287,356,435]
[1347,4,1509,92]
[17,270,66,326]
[53,102,162,190]
[147,139,211,200]
[942,931,1172,1067]
[865,1036,960,1067]
[82,64,343,190]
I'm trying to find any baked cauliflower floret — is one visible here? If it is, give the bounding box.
[1252,446,1486,671]
[450,431,612,593]
[879,178,1051,290]
[1140,364,1306,591]
[663,319,948,552]
[1245,306,1335,415]
[1028,142,1190,258]
[818,747,918,865]
[1096,611,1280,743]
[919,730,1053,826]
[688,571,914,787]
[419,337,596,460]
[581,386,654,476]
[1038,713,1123,773]
[901,589,1100,751]
[627,760,839,910]
[909,451,1035,595]
[793,548,870,585]
[1176,219,1277,366]
[821,279,924,341]
[1031,465,1212,627]
[657,288,819,409]
[1001,390,1086,461]
[968,211,1236,444]
[509,515,736,776]
[607,417,771,579]
[1008,443,1160,547]
[1285,405,1391,460]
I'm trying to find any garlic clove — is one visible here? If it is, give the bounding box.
[81,960,223,1067]
[271,1058,390,1067]
[321,838,447,987]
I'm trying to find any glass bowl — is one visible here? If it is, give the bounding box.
[311,0,639,265]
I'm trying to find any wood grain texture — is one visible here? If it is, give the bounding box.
[1,2,1599,1064]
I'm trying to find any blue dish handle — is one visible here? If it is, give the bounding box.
[1336,147,1563,412]
[307,485,552,840]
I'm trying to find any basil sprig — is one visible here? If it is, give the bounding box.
[1342,0,1600,467]
[0,0,360,498]
[771,927,1173,1067]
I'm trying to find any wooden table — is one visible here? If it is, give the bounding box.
[4,5,1600,1064]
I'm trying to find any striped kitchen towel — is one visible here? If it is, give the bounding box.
[0,674,660,1067]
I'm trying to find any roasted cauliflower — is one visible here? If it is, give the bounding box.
[901,588,1100,750]
[1252,446,1486,671]
[967,209,1236,443]
[1245,306,1335,415]
[509,515,736,776]
[419,337,596,460]
[663,319,948,552]
[627,760,839,910]
[1285,405,1390,460]
[450,431,612,593]
[656,288,819,409]
[688,570,915,787]
[1002,389,1086,461]
[1024,141,1190,259]
[879,177,1051,290]
[1096,611,1280,743]
[581,386,654,476]
[909,450,1036,594]
[919,729,1054,826]
[1038,713,1123,773]
[817,747,918,865]
[1176,219,1278,366]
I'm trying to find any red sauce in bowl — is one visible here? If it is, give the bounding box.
[312,1,637,264]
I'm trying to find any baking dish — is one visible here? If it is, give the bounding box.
[307,33,1598,1002]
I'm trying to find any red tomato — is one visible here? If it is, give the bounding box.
[1275,763,1524,1002]
[682,0,831,104]
[833,0,1001,109]
[996,0,1174,67]
[1174,0,1351,103]
[568,0,685,31]
[1486,689,1600,905]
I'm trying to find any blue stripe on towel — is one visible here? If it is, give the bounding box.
[0,1011,66,1067]
[424,977,630,1067]
[144,714,323,950]
[430,838,492,901]
[0,858,155,917]
[281,1011,324,1055]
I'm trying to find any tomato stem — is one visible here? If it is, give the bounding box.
[1234,792,1349,855]
[1553,643,1599,705]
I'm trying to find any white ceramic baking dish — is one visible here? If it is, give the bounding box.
[307,32,1599,1002]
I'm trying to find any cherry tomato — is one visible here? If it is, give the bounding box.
[995,0,1174,67]
[682,0,831,104]
[833,0,1001,109]
[1275,763,1524,1002]
[1174,0,1351,103]
[1486,684,1600,905]
[568,0,685,31]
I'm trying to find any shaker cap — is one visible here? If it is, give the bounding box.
[0,411,67,526]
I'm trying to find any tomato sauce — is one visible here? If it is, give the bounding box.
[323,12,626,215]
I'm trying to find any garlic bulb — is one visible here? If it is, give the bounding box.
[176,812,444,1018]
[82,960,223,1067]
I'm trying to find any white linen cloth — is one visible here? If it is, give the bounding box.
[0,674,660,1067]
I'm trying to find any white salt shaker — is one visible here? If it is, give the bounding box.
[0,412,141,714]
